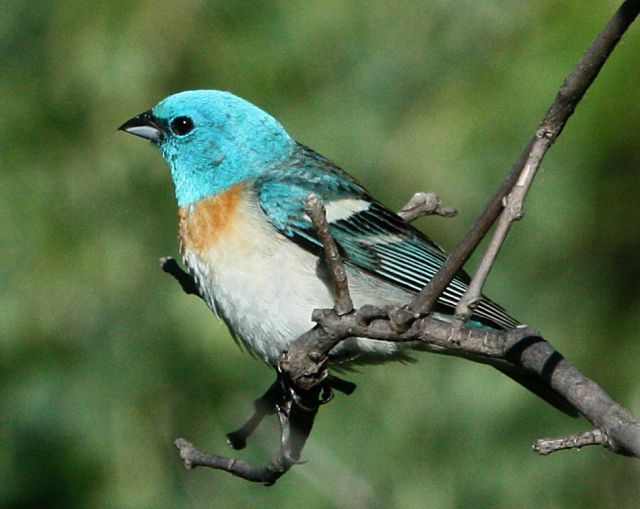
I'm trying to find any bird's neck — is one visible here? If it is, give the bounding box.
[169,140,296,207]
[171,161,251,206]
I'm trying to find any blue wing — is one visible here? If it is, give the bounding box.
[256,144,517,329]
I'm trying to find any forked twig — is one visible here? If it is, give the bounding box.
[453,138,548,322]
[392,0,640,330]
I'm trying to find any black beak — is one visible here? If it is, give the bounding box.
[118,110,164,142]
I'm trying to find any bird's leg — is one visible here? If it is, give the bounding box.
[274,384,319,468]
[226,373,356,450]
[226,377,285,450]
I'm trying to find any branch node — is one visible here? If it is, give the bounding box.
[355,304,391,326]
[175,438,198,469]
[532,429,608,455]
[308,351,324,362]
[388,305,417,332]
[311,308,333,323]
[536,126,554,140]
[397,192,458,222]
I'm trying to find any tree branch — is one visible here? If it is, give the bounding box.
[282,312,640,457]
[391,0,640,330]
[279,1,640,460]
[162,0,640,484]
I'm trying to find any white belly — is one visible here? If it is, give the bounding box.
[181,194,413,366]
[185,227,333,363]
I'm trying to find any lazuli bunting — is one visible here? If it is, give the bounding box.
[120,90,576,416]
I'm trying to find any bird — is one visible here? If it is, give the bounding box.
[119,90,577,417]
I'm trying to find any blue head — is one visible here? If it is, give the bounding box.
[119,90,295,206]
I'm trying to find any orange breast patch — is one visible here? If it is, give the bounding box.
[178,183,244,255]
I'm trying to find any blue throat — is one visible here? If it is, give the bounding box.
[163,128,296,207]
[164,145,294,206]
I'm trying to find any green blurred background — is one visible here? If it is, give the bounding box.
[2,1,639,508]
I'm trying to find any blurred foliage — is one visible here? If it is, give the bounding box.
[2,1,639,508]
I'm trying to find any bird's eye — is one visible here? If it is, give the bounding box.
[170,116,194,136]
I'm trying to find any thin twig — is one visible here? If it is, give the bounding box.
[305,194,353,316]
[160,256,202,298]
[174,388,315,485]
[226,379,283,450]
[391,0,640,330]
[454,138,548,322]
[533,429,608,455]
[397,192,457,222]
